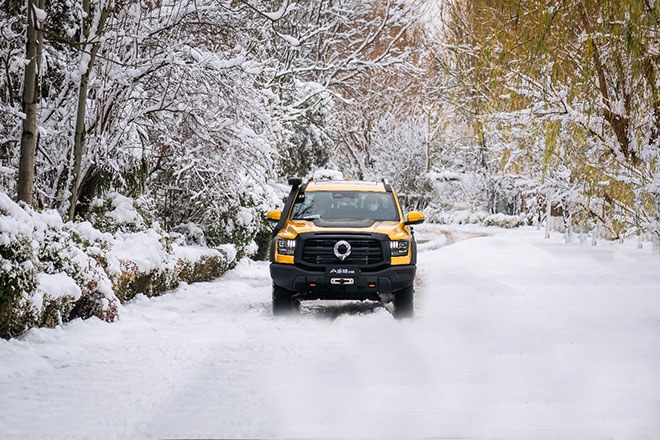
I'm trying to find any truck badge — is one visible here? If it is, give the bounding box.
[333,240,352,261]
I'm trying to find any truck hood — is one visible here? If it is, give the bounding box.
[278,220,410,241]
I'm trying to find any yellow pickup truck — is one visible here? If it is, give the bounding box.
[267,177,424,318]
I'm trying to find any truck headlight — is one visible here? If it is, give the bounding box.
[277,238,296,256]
[389,240,409,257]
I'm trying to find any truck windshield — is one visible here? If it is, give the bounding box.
[290,191,400,221]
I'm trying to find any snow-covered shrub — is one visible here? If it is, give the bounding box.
[215,206,258,249]
[88,192,155,233]
[195,181,282,259]
[34,273,82,327]
[421,207,527,228]
[0,193,119,339]
[250,211,276,261]
[483,213,528,228]
[108,225,239,302]
[0,224,38,338]
[312,168,344,181]
[113,260,179,302]
[424,170,489,213]
[172,222,207,247]
[422,208,488,225]
[85,194,202,301]
[108,227,178,301]
[175,245,235,284]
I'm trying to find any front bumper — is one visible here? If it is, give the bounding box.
[270,263,416,301]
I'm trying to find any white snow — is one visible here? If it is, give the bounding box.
[33,273,82,310]
[234,207,254,226]
[1,225,659,439]
[215,243,237,262]
[33,6,47,21]
[243,240,259,256]
[277,32,300,47]
[263,2,293,21]
[105,193,143,225]
[71,221,113,243]
[172,244,221,264]
[312,168,344,180]
[108,229,174,274]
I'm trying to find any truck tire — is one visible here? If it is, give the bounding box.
[393,285,414,319]
[272,284,299,315]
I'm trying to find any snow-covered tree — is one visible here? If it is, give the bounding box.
[431,0,659,244]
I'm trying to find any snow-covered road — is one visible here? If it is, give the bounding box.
[2,225,660,439]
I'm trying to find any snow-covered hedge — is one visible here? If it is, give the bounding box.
[0,193,118,338]
[0,193,238,339]
[423,208,529,228]
[110,230,236,302]
[483,213,528,228]
[88,192,155,233]
[423,209,489,225]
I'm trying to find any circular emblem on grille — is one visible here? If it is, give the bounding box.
[333,240,352,261]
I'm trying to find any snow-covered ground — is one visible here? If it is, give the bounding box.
[1,225,659,439]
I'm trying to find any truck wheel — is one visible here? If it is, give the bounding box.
[272,284,299,315]
[393,285,414,319]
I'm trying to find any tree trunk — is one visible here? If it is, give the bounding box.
[67,67,92,220]
[579,8,639,166]
[67,2,110,220]
[545,195,551,239]
[17,0,45,205]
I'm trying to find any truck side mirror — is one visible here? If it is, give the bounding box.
[405,211,425,225]
[266,210,282,222]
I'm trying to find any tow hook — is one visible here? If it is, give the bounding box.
[330,278,355,285]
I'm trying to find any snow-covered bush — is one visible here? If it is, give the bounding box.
[221,207,258,249]
[422,208,528,228]
[172,223,207,247]
[424,170,490,213]
[88,192,155,233]
[422,209,488,225]
[107,227,177,301]
[483,213,528,228]
[0,223,38,338]
[106,220,238,302]
[0,193,119,339]
[175,245,236,284]
[312,169,344,181]
[0,190,245,338]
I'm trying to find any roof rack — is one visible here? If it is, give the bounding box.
[381,178,392,192]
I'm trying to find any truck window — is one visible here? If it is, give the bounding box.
[290,191,399,221]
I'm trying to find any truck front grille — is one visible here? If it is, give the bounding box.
[301,238,384,265]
